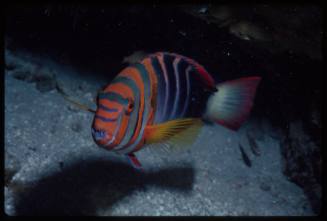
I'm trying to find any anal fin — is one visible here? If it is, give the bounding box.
[144,118,203,152]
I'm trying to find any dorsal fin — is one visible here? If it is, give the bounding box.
[169,52,216,89]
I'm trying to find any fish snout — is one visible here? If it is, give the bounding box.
[91,128,108,141]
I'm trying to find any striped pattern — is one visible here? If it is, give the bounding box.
[91,52,216,155]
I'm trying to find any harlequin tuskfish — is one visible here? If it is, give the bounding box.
[86,52,262,169]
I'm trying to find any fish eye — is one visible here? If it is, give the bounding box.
[125,99,134,115]
[128,102,134,110]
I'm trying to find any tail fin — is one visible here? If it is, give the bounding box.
[204,76,261,130]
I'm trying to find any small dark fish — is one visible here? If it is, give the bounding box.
[247,131,261,156]
[239,144,252,167]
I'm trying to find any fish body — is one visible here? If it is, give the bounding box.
[91,52,261,168]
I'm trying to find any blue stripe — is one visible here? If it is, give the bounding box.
[95,115,117,122]
[151,56,166,123]
[163,53,176,121]
[169,57,181,120]
[181,66,192,117]
[110,76,140,149]
[116,62,151,154]
[98,92,129,106]
[98,104,118,113]
[111,76,139,98]
[177,59,190,118]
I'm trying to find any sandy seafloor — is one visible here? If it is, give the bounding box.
[4,50,314,216]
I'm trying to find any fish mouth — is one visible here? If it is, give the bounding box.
[104,112,123,148]
[91,128,116,148]
[91,128,107,141]
[92,112,123,149]
[104,135,116,147]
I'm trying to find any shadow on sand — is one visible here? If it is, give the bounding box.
[14,159,194,215]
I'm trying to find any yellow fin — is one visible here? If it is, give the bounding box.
[145,118,203,147]
[165,120,203,153]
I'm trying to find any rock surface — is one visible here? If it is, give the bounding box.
[280,120,322,214]
[181,4,322,60]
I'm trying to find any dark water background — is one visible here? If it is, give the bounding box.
[5,4,322,129]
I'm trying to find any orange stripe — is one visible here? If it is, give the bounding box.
[97,100,121,119]
[110,115,129,147]
[99,82,134,120]
[142,57,158,123]
[105,82,135,101]
[132,58,158,152]
[96,81,134,148]
[118,67,145,147]
[94,99,122,147]
[105,82,135,147]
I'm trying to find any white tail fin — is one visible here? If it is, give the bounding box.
[204,77,261,130]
